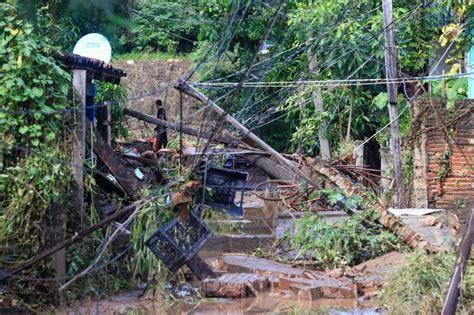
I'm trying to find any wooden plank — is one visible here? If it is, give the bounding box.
[186,254,216,280]
[87,131,142,198]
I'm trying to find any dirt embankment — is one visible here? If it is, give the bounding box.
[112,59,200,139]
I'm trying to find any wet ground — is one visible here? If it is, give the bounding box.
[62,290,381,315]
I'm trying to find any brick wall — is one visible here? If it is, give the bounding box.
[421,100,473,223]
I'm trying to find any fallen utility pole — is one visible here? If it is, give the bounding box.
[175,80,317,187]
[124,108,238,145]
[382,0,406,208]
[442,208,474,315]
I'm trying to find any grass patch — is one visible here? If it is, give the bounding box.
[379,250,474,314]
[114,51,190,62]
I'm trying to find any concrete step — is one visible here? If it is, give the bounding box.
[200,234,275,259]
[221,254,305,278]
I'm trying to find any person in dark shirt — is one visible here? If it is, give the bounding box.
[153,99,168,152]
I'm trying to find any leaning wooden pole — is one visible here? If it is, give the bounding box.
[175,80,316,187]
[442,208,474,315]
[123,108,237,145]
[382,0,406,208]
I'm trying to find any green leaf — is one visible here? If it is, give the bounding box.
[30,87,44,98]
[19,126,28,134]
[46,132,55,141]
[372,92,388,109]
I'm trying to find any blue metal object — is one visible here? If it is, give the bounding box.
[86,82,97,121]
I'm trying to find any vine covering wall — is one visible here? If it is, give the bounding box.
[412,99,473,225]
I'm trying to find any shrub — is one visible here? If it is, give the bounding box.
[287,210,403,268]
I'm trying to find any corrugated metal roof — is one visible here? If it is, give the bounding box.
[55,53,126,84]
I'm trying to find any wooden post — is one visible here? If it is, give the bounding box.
[175,81,319,188]
[48,202,66,283]
[72,70,87,222]
[96,102,111,145]
[382,0,406,208]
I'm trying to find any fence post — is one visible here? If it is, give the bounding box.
[72,70,87,224]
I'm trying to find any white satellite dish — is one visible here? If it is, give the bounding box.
[73,33,112,63]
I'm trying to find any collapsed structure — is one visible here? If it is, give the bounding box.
[2,55,473,307]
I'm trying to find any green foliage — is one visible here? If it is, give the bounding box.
[287,209,403,268]
[17,0,134,52]
[0,149,72,248]
[430,78,467,109]
[0,3,70,153]
[380,251,474,314]
[128,0,199,53]
[95,82,129,140]
[115,51,190,61]
[128,189,173,281]
[0,146,73,307]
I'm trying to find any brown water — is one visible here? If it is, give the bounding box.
[62,290,381,315]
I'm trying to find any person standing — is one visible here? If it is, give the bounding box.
[153,99,168,152]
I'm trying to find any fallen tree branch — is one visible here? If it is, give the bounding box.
[59,200,150,291]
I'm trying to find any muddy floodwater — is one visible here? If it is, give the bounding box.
[61,290,381,314]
